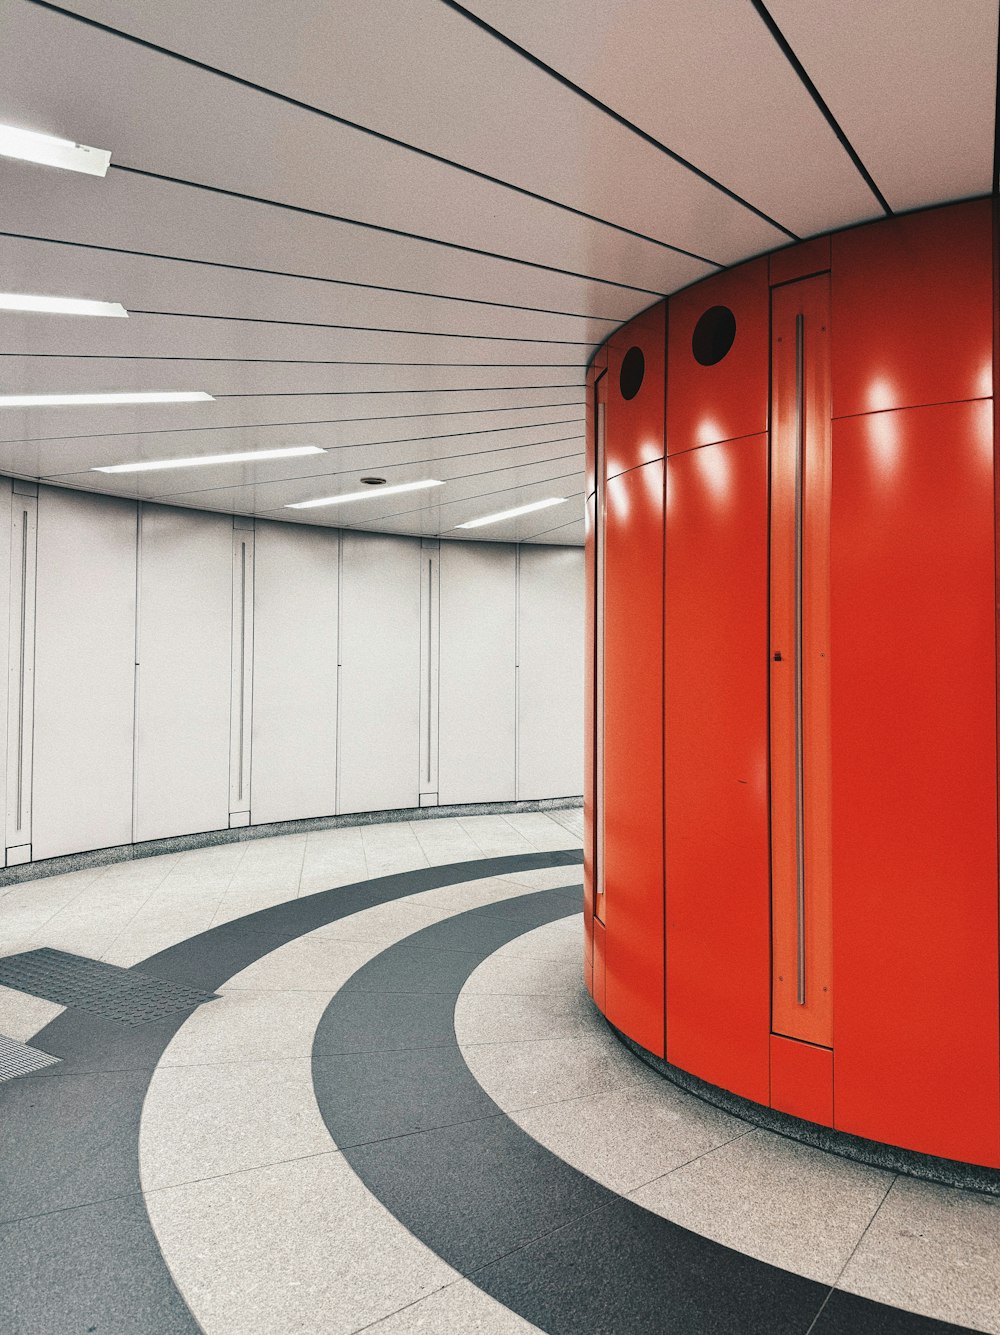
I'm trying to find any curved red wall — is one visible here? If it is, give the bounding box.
[585,198,1000,1168]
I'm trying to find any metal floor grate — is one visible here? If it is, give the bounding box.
[0,1032,60,1082]
[0,949,218,1026]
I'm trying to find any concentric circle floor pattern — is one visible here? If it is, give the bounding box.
[1,811,998,1333]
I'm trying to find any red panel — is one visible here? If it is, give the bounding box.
[769,235,831,288]
[605,303,666,479]
[666,259,769,455]
[832,199,993,419]
[831,399,1000,1166]
[770,1036,833,1126]
[585,346,608,497]
[664,434,770,1102]
[583,489,596,994]
[602,459,664,1055]
[592,916,606,1013]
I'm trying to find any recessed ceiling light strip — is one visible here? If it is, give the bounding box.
[0,123,111,177]
[0,392,213,408]
[287,479,443,509]
[0,294,127,318]
[93,445,325,474]
[456,497,568,529]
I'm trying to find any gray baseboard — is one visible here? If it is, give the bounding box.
[0,796,583,888]
[610,1017,1000,1198]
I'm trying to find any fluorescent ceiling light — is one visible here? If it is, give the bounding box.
[0,293,127,318]
[93,445,325,474]
[0,391,214,408]
[0,122,111,176]
[286,478,443,509]
[456,497,568,529]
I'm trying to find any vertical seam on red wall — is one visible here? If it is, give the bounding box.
[765,283,775,1108]
[661,299,669,1061]
[992,194,1000,1160]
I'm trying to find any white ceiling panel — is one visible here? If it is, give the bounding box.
[0,235,619,346]
[0,357,585,397]
[1,163,652,319]
[53,0,787,262]
[0,310,593,366]
[459,0,884,238]
[0,399,584,449]
[766,0,997,212]
[0,417,584,484]
[0,3,734,290]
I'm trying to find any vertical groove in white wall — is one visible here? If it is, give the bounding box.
[334,527,343,817]
[419,538,440,805]
[5,491,36,858]
[131,503,143,842]
[229,521,255,820]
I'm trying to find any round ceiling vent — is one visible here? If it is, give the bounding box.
[692,305,737,366]
[360,476,387,485]
[619,345,645,400]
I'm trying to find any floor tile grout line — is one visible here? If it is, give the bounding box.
[801,1174,899,1335]
[621,1128,757,1200]
[346,1275,469,1335]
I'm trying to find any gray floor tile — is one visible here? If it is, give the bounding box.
[630,1128,893,1285]
[140,1055,335,1190]
[363,1278,542,1332]
[145,1152,456,1335]
[838,1174,1000,1332]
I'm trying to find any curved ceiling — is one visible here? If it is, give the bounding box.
[0,0,996,544]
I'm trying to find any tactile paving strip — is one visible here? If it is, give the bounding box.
[0,1033,60,1081]
[0,949,218,1026]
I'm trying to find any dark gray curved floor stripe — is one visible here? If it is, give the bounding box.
[312,888,974,1335]
[0,849,580,1335]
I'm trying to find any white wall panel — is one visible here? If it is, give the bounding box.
[517,546,584,799]
[229,524,254,819]
[338,531,421,814]
[251,520,339,824]
[32,487,136,860]
[438,542,516,805]
[134,504,232,842]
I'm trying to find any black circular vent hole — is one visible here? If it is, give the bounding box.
[692,305,737,366]
[619,345,645,400]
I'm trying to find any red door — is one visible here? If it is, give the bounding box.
[770,275,834,1051]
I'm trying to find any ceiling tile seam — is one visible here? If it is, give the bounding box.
[111,164,669,297]
[0,231,625,323]
[0,353,588,368]
[25,0,720,267]
[748,0,891,214]
[80,432,588,498]
[143,449,585,503]
[519,514,583,540]
[123,308,599,347]
[5,415,585,449]
[440,0,798,240]
[258,473,587,528]
[212,387,585,398]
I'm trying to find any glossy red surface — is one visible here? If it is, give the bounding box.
[832,199,993,419]
[602,459,665,1056]
[605,304,666,480]
[830,399,1000,1165]
[589,199,1000,1169]
[770,1036,833,1126]
[666,258,769,454]
[664,434,770,1103]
